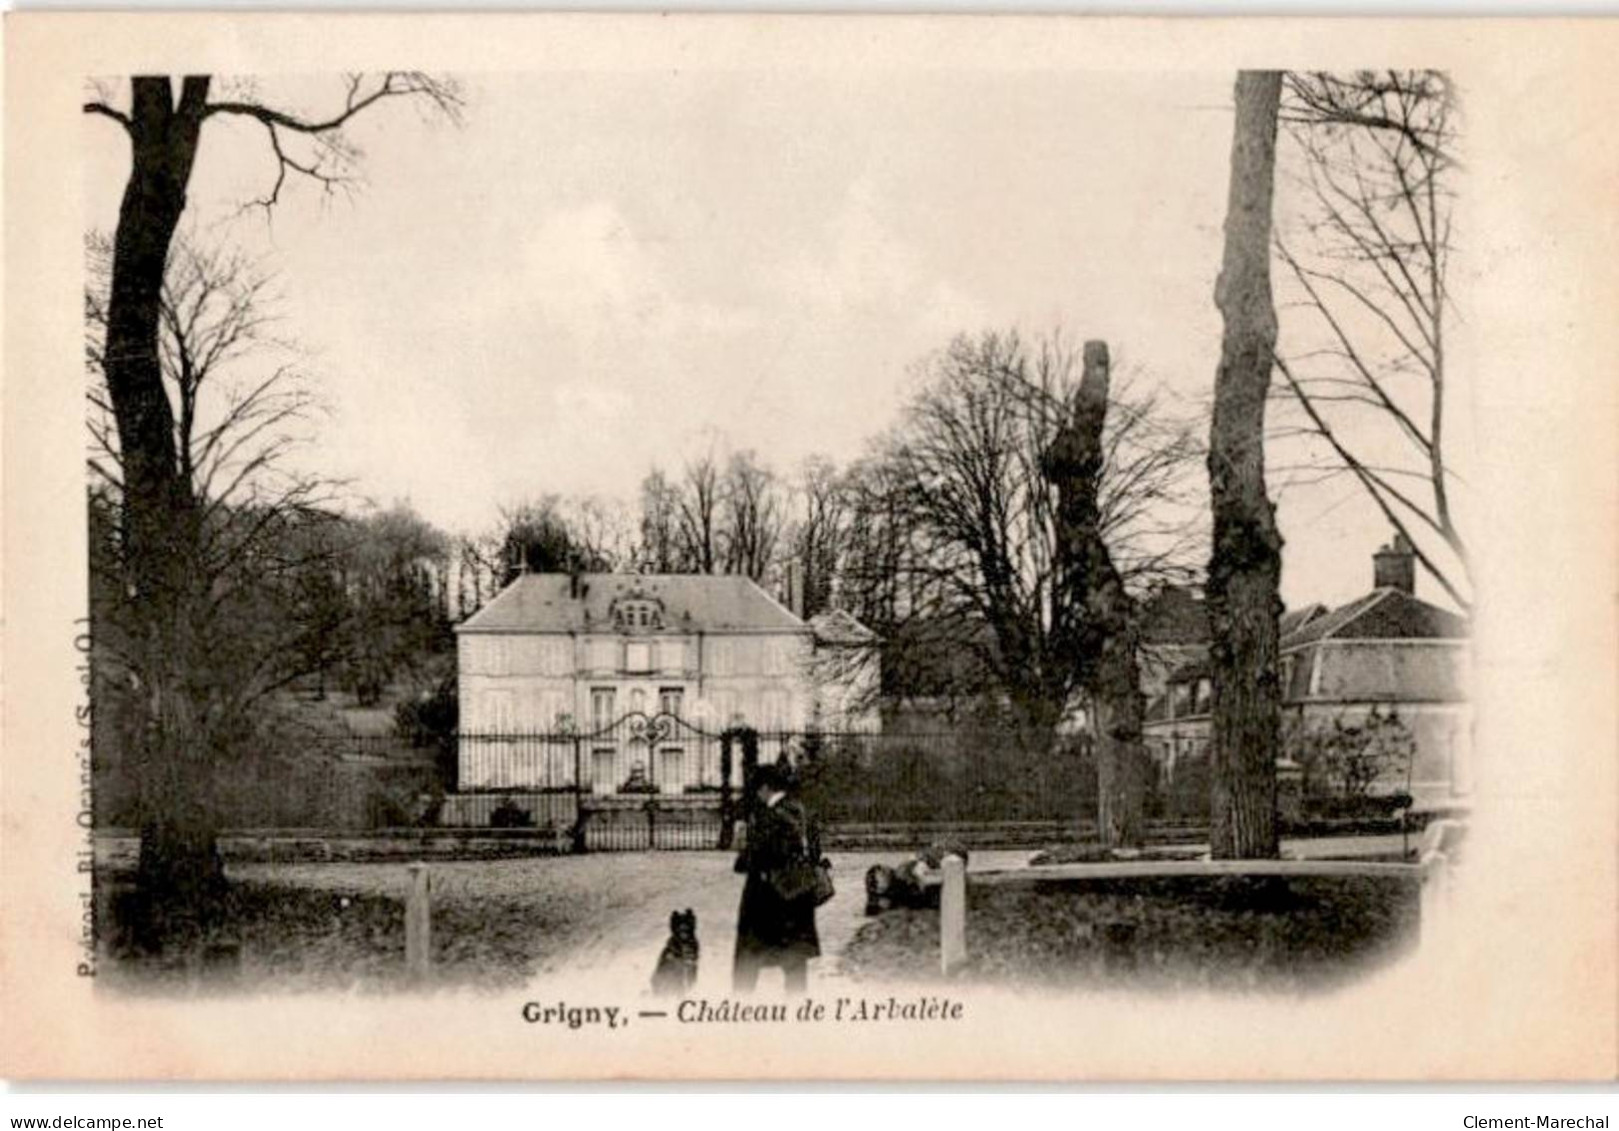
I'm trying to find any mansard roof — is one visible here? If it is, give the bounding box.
[457,573,807,635]
[1281,588,1470,650]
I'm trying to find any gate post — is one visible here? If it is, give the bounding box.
[940,854,967,976]
[718,730,735,850]
[405,862,432,984]
[570,736,587,854]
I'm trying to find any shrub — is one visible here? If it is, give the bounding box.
[490,799,535,828]
[1289,708,1416,802]
[395,676,459,789]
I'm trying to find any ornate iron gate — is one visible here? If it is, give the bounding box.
[454,713,766,850]
[574,712,725,850]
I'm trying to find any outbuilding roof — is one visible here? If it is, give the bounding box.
[808,608,878,645]
[1281,588,1469,650]
[1154,590,1467,688]
[457,573,808,635]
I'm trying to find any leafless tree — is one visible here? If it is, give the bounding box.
[675,453,725,575]
[721,451,786,583]
[1274,70,1468,609]
[84,228,339,681]
[1042,341,1149,848]
[83,73,462,942]
[85,232,325,536]
[788,455,851,619]
[561,495,635,573]
[856,330,1203,751]
[837,451,917,650]
[637,470,687,573]
[84,229,364,914]
[453,533,503,616]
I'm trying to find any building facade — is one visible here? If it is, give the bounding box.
[1143,535,1472,812]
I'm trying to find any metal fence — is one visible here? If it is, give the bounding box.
[456,712,730,796]
[93,715,1113,844]
[452,713,742,848]
[449,715,1100,843]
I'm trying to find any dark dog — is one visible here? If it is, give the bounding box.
[864,844,972,915]
[651,908,699,995]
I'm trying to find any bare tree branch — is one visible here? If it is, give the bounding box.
[1276,69,1469,605]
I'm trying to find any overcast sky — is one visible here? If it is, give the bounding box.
[83,69,1445,609]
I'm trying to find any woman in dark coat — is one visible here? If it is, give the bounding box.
[733,762,821,994]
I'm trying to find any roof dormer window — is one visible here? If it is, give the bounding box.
[612,597,663,632]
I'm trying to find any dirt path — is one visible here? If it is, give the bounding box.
[525,850,898,995]
[226,850,920,994]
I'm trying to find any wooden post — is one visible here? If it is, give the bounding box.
[1416,818,1468,944]
[1417,851,1445,947]
[406,862,431,984]
[940,854,967,976]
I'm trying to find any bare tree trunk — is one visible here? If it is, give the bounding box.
[1044,341,1146,849]
[107,79,209,597]
[89,72,463,952]
[101,77,230,940]
[1091,642,1146,849]
[1207,71,1285,860]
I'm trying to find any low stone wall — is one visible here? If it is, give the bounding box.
[438,791,579,830]
[820,820,1210,852]
[576,793,726,851]
[94,828,571,868]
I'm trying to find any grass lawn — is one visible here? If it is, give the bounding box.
[842,874,1422,994]
[96,854,729,993]
[98,871,550,993]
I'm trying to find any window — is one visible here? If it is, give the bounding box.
[542,693,567,729]
[659,687,684,718]
[543,639,572,676]
[711,691,736,727]
[762,691,788,730]
[708,640,732,676]
[591,688,616,732]
[658,640,685,673]
[486,637,510,676]
[588,639,618,672]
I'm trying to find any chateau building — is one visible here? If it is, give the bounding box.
[455,572,875,794]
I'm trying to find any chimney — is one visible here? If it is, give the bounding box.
[569,559,583,600]
[1373,533,1415,595]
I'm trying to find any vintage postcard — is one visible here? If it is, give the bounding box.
[2,13,1616,1081]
